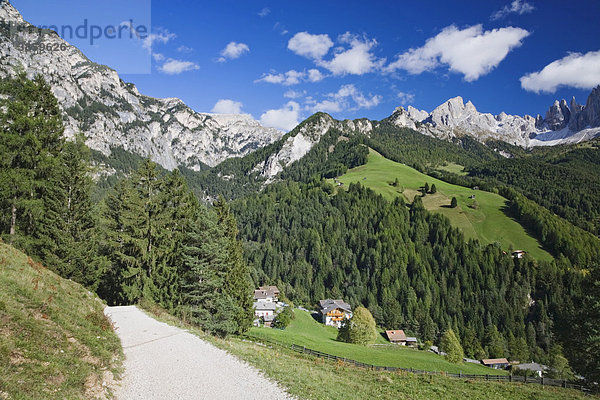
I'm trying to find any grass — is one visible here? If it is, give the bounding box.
[0,241,123,400]
[139,302,591,400]
[221,338,591,400]
[333,150,552,261]
[435,162,468,176]
[247,310,503,375]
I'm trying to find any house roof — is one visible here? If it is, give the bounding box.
[405,337,418,342]
[482,358,509,365]
[259,285,280,294]
[385,330,407,341]
[254,301,277,311]
[514,362,547,372]
[319,299,352,314]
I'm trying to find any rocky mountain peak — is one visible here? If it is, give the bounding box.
[0,1,283,170]
[0,0,23,23]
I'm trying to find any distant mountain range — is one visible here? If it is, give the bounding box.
[388,88,600,147]
[1,0,599,172]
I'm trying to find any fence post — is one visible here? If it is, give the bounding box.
[563,380,567,388]
[459,372,462,378]
[509,374,512,382]
[524,375,527,383]
[486,374,489,381]
[541,377,544,386]
[302,346,306,353]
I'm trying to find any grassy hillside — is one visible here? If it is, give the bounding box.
[140,303,589,400]
[0,241,122,399]
[222,338,590,400]
[248,310,503,375]
[335,150,552,261]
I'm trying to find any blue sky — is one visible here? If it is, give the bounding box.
[10,0,600,131]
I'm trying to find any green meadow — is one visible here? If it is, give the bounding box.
[333,150,552,261]
[248,310,504,375]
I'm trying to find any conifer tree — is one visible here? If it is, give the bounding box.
[214,196,253,334]
[180,206,238,337]
[0,73,64,253]
[37,135,106,289]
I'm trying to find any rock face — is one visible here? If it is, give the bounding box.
[388,88,600,147]
[0,1,282,170]
[252,113,373,180]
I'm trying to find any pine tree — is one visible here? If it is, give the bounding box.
[440,328,464,363]
[37,135,106,289]
[450,197,458,208]
[180,206,239,337]
[485,324,505,358]
[0,73,64,253]
[430,184,437,194]
[214,196,254,334]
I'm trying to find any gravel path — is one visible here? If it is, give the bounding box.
[105,306,292,400]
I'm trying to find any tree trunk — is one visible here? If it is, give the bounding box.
[9,198,17,243]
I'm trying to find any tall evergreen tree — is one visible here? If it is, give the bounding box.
[0,73,64,253]
[37,135,106,289]
[214,196,253,334]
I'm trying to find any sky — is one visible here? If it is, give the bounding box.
[10,0,600,131]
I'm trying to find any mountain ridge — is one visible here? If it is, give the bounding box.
[388,87,600,147]
[0,0,283,171]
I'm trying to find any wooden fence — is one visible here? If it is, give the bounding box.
[241,335,590,394]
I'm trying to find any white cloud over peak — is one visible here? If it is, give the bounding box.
[260,102,301,131]
[520,50,600,93]
[158,59,200,75]
[255,69,326,85]
[211,99,245,114]
[288,32,334,59]
[397,91,415,105]
[218,41,250,62]
[318,34,384,76]
[385,24,529,81]
[491,0,535,20]
[310,84,381,113]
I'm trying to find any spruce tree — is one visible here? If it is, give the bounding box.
[214,196,253,334]
[37,135,106,289]
[180,206,238,337]
[0,73,64,253]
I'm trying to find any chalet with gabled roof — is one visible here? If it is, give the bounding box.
[319,299,352,328]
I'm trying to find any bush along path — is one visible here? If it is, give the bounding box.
[105,306,292,400]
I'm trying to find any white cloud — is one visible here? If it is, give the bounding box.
[152,53,165,62]
[284,89,306,99]
[317,34,384,76]
[386,24,529,81]
[520,50,600,93]
[260,101,301,131]
[158,59,200,75]
[288,32,334,60]
[307,69,325,82]
[492,0,535,20]
[211,99,245,114]
[177,45,193,53]
[309,84,381,113]
[397,91,415,105]
[255,70,305,85]
[258,7,271,17]
[218,42,250,62]
[255,69,326,85]
[142,30,176,52]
